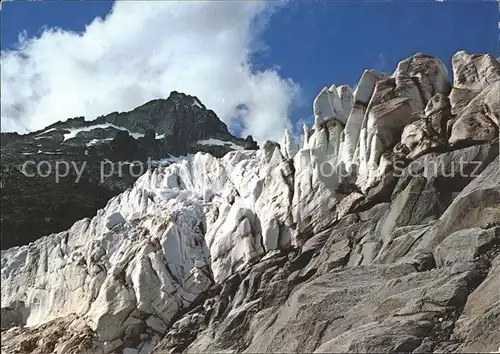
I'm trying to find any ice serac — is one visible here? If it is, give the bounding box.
[1,143,298,348]
[313,84,353,125]
[281,128,299,160]
[2,51,500,354]
[292,119,344,243]
[290,83,358,241]
[356,96,415,191]
[1,193,212,338]
[453,51,500,90]
[337,70,388,174]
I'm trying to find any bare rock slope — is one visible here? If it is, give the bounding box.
[1,51,499,354]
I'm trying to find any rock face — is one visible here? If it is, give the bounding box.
[353,53,451,192]
[0,91,256,249]
[449,81,500,146]
[2,51,500,354]
[448,52,500,146]
[394,93,451,160]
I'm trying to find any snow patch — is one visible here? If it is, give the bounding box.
[63,124,144,141]
[152,154,195,166]
[86,138,114,147]
[39,151,63,155]
[193,99,203,109]
[35,128,56,136]
[197,138,243,150]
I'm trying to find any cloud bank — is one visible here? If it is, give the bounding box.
[1,1,300,142]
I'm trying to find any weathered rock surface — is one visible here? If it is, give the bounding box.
[354,53,451,192]
[449,81,500,146]
[394,93,452,160]
[434,226,499,267]
[451,52,500,99]
[411,156,500,253]
[2,51,500,354]
[441,253,500,353]
[448,51,500,147]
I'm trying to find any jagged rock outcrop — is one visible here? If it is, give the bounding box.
[449,81,500,146]
[448,51,500,146]
[2,51,499,354]
[394,93,451,160]
[354,53,451,192]
[450,51,500,114]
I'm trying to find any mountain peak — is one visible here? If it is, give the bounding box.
[0,93,256,249]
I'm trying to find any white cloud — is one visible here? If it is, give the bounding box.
[375,52,386,72]
[1,1,300,143]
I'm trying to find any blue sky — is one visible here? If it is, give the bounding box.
[1,0,499,141]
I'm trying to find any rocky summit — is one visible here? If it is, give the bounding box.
[0,91,257,249]
[1,51,499,354]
